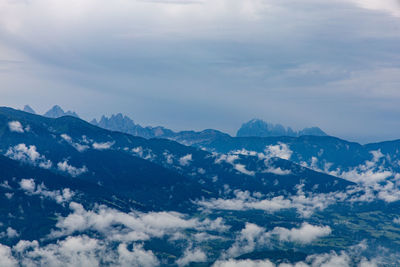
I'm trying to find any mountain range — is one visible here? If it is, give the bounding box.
[23,104,80,118]
[2,105,399,265]
[236,119,327,137]
[23,105,327,140]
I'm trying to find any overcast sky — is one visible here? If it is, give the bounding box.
[1,0,400,143]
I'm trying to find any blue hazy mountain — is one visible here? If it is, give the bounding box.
[23,105,36,114]
[91,113,175,139]
[91,113,231,146]
[43,105,79,118]
[0,107,350,199]
[2,106,400,265]
[91,114,327,151]
[237,119,327,137]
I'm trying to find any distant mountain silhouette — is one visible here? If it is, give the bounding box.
[23,105,36,114]
[91,113,174,139]
[237,119,327,137]
[43,105,79,118]
[90,113,231,146]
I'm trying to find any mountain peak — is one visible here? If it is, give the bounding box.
[237,119,327,137]
[44,105,79,118]
[23,105,36,114]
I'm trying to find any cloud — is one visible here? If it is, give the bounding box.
[263,166,291,175]
[116,243,160,267]
[302,150,400,204]
[196,187,347,217]
[306,251,351,267]
[226,223,266,257]
[8,121,24,133]
[60,134,89,152]
[179,154,192,166]
[176,247,207,266]
[92,141,114,150]
[213,152,256,176]
[0,244,17,267]
[0,227,19,239]
[50,202,228,241]
[19,179,74,204]
[234,163,255,176]
[264,143,292,160]
[268,222,331,244]
[349,0,400,17]
[212,258,275,267]
[19,178,35,192]
[215,154,239,165]
[5,144,52,169]
[57,160,88,177]
[226,222,331,257]
[163,151,174,164]
[2,235,161,267]
[214,246,380,267]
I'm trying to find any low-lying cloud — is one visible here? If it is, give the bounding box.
[5,143,52,169]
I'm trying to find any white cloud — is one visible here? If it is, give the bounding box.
[264,143,292,160]
[92,141,114,150]
[263,167,291,175]
[132,147,144,157]
[0,227,19,239]
[196,187,347,217]
[6,228,19,239]
[4,235,161,267]
[8,121,24,133]
[226,222,331,257]
[57,160,88,177]
[226,222,266,257]
[393,217,400,224]
[268,222,331,244]
[50,202,228,242]
[302,150,400,204]
[5,193,14,199]
[176,247,207,267]
[213,258,275,267]
[15,235,104,267]
[179,154,192,166]
[349,0,400,17]
[19,179,35,192]
[0,244,18,267]
[234,164,255,176]
[19,179,74,204]
[116,243,160,267]
[61,134,89,152]
[306,251,351,267]
[215,154,239,165]
[163,151,174,164]
[5,144,52,169]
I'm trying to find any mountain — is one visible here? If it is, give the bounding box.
[23,105,36,114]
[1,106,400,265]
[91,113,174,139]
[91,113,231,146]
[0,107,350,198]
[89,113,398,172]
[237,119,327,138]
[43,105,79,118]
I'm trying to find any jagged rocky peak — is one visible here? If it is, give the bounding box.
[43,105,79,118]
[299,127,327,136]
[23,105,36,114]
[236,118,327,137]
[94,113,137,130]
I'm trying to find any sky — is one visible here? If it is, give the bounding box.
[0,0,400,143]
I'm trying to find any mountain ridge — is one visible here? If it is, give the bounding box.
[237,118,327,138]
